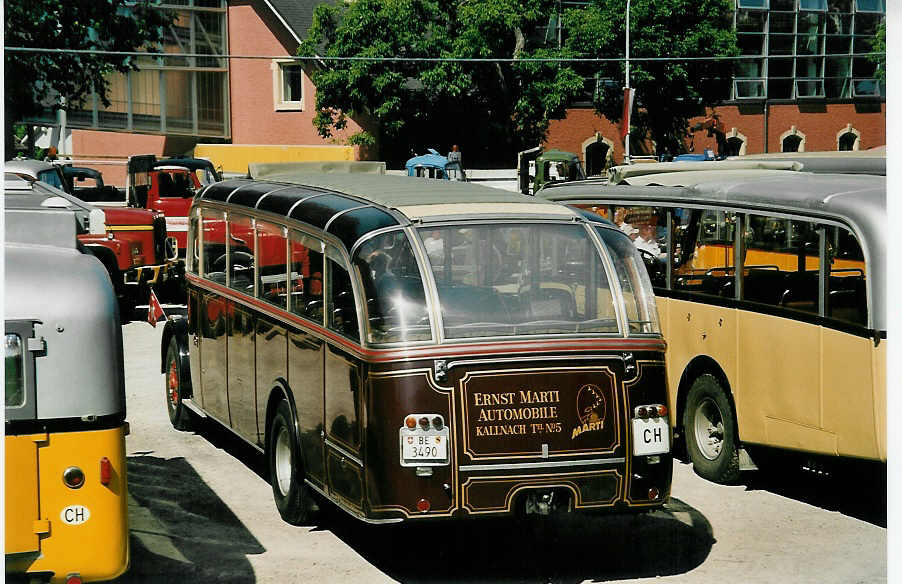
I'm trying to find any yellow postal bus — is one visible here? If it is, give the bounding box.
[5,175,129,582]
[539,168,886,483]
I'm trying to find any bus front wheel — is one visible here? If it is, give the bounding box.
[683,374,740,484]
[165,339,193,431]
[268,400,313,525]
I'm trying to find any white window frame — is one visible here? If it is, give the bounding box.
[272,59,304,111]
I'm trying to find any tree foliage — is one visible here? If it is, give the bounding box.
[4,0,173,155]
[869,20,885,82]
[300,0,736,165]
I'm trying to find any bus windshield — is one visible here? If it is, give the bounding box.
[418,223,622,339]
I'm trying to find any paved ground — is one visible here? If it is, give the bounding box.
[112,318,888,584]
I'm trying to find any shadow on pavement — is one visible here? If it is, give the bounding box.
[738,450,887,528]
[110,455,265,583]
[315,496,714,583]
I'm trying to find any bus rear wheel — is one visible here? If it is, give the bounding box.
[683,374,740,484]
[165,339,193,431]
[268,400,313,525]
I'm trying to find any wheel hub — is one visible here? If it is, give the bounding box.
[167,360,179,405]
[275,426,293,496]
[693,397,725,461]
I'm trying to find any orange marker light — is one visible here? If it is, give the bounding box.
[100,457,112,485]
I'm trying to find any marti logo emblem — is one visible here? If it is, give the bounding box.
[571,384,606,439]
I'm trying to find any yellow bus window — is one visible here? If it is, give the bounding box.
[673,209,738,298]
[826,225,867,326]
[743,214,819,314]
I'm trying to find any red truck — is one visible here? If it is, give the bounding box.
[126,155,222,255]
[4,158,177,317]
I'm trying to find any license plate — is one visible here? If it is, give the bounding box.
[632,418,670,456]
[401,433,448,465]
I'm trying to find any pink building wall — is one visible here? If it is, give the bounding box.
[228,1,365,149]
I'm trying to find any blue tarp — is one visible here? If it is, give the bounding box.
[405,148,449,178]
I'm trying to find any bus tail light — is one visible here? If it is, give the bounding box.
[648,487,660,501]
[100,457,112,485]
[63,466,85,489]
[634,404,667,419]
[66,574,83,584]
[416,498,431,512]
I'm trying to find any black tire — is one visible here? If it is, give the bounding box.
[164,338,193,431]
[268,400,313,525]
[683,374,740,484]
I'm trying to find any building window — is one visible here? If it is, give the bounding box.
[854,0,885,12]
[273,60,304,111]
[738,0,769,9]
[837,124,860,150]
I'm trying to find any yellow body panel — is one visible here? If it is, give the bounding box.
[737,311,822,442]
[5,426,130,583]
[5,435,42,554]
[658,295,884,461]
[193,143,354,174]
[658,296,739,427]
[822,330,885,460]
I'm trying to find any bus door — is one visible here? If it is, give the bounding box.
[736,215,823,449]
[323,256,364,509]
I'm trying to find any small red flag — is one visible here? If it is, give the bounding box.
[621,87,635,141]
[147,287,166,327]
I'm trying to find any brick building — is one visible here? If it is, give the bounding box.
[545,0,886,174]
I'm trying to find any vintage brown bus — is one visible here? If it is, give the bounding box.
[161,174,671,523]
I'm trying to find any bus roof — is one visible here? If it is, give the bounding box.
[199,174,578,250]
[728,151,886,175]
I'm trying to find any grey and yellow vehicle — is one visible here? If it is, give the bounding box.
[5,175,129,583]
[538,166,886,483]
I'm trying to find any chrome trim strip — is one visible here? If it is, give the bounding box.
[447,354,621,370]
[459,457,626,472]
[253,184,297,208]
[305,480,403,524]
[324,204,373,232]
[181,398,208,418]
[324,437,364,467]
[286,193,329,216]
[224,182,255,203]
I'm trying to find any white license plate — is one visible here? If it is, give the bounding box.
[401,434,448,463]
[632,418,670,456]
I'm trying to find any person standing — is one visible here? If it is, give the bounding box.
[447,144,465,180]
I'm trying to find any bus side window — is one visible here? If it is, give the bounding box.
[257,220,288,309]
[673,209,738,298]
[743,214,819,315]
[289,231,325,324]
[201,208,227,283]
[826,225,867,327]
[327,260,359,341]
[228,213,255,294]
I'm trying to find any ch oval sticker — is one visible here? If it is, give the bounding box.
[60,505,91,525]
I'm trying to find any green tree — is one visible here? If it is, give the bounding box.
[869,20,885,83]
[4,0,172,157]
[301,0,736,166]
[575,0,737,156]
